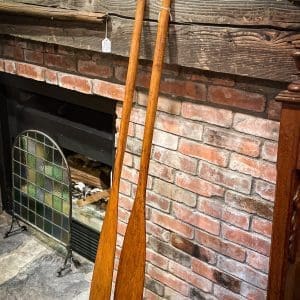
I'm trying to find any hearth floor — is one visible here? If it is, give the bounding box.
[0,212,93,300]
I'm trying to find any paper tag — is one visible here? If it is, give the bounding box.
[102,38,112,53]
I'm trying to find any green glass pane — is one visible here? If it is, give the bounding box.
[21,136,28,151]
[21,194,28,207]
[62,201,69,215]
[36,202,44,216]
[21,206,28,220]
[45,193,52,207]
[44,177,53,192]
[14,189,21,203]
[44,164,53,177]
[53,225,61,240]
[62,170,69,185]
[44,147,53,162]
[62,186,69,201]
[53,196,62,212]
[53,211,62,226]
[53,182,62,197]
[44,220,52,235]
[27,154,36,169]
[36,142,45,158]
[29,211,35,223]
[29,198,35,211]
[36,173,45,187]
[45,206,52,221]
[53,166,63,181]
[62,216,69,230]
[62,230,68,244]
[36,158,44,173]
[27,139,36,154]
[13,161,20,175]
[36,215,43,228]
[27,168,36,183]
[27,183,36,198]
[36,188,45,202]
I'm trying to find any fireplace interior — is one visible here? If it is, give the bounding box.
[0,73,116,261]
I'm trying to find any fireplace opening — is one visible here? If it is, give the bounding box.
[0,74,116,261]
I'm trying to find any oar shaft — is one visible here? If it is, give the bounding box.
[114,1,172,299]
[89,1,146,299]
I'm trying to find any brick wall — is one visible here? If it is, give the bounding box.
[0,36,285,299]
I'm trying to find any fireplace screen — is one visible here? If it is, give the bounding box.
[12,130,71,245]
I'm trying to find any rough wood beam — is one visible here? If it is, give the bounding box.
[0,16,299,82]
[0,1,105,23]
[8,0,300,29]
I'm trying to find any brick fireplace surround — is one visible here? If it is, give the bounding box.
[0,35,283,299]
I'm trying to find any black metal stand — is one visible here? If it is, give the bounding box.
[4,215,27,238]
[56,246,81,277]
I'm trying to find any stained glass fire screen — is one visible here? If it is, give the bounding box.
[11,130,72,249]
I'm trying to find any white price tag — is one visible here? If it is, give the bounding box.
[102,38,112,53]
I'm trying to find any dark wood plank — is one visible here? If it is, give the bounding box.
[0,16,299,82]
[0,2,105,23]
[8,0,300,29]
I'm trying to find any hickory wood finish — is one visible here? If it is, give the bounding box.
[0,16,299,82]
[7,0,300,29]
[0,2,105,23]
[89,1,146,299]
[114,1,171,298]
[76,190,110,207]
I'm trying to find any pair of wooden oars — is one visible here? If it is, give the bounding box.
[90,0,172,299]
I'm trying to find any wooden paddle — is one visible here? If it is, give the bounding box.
[114,1,172,298]
[89,1,146,299]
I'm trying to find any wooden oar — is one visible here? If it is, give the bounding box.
[114,1,172,298]
[89,1,146,299]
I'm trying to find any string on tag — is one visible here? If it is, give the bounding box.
[158,6,173,22]
[102,13,112,53]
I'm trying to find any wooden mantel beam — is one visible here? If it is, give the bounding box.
[0,2,106,23]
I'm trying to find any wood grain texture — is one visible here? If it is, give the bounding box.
[267,104,300,299]
[114,1,171,298]
[7,0,300,29]
[0,15,299,82]
[89,1,146,299]
[0,1,105,23]
[76,190,110,207]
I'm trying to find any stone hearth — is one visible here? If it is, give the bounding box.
[0,212,93,300]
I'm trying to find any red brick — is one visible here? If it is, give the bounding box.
[14,45,24,60]
[151,209,194,239]
[261,141,278,162]
[179,139,229,167]
[45,69,58,85]
[26,40,44,51]
[121,166,139,184]
[254,179,276,202]
[233,113,279,141]
[45,53,76,71]
[182,102,233,128]
[78,59,113,78]
[93,79,125,101]
[153,178,197,207]
[145,190,171,212]
[208,86,266,112]
[210,76,235,87]
[146,249,169,270]
[153,146,197,174]
[246,250,269,274]
[160,78,207,101]
[164,287,189,300]
[149,160,175,183]
[155,112,204,141]
[152,129,179,150]
[198,197,223,219]
[119,194,133,211]
[225,191,273,220]
[115,118,135,136]
[58,73,92,94]
[147,264,190,296]
[118,207,130,223]
[222,223,270,255]
[267,99,282,121]
[173,203,220,235]
[3,45,14,58]
[203,127,261,157]
[218,255,268,289]
[24,50,43,64]
[137,92,181,115]
[146,221,171,242]
[195,229,246,262]
[199,162,252,194]
[213,285,241,300]
[123,152,133,167]
[143,289,160,300]
[230,153,277,183]
[175,172,225,198]
[240,282,267,300]
[16,63,44,81]
[119,179,131,196]
[117,220,127,236]
[169,261,213,293]
[222,207,250,230]
[0,59,4,71]
[129,107,146,125]
[4,60,16,74]
[251,217,272,237]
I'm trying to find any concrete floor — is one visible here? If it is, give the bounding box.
[0,212,93,300]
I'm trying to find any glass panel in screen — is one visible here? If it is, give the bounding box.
[12,130,71,245]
